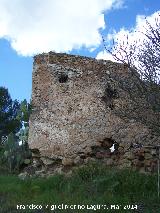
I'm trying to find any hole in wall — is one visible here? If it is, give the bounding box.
[59,73,68,83]
[89,138,119,159]
[102,84,118,110]
[31,148,41,156]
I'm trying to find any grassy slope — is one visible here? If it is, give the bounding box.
[0,163,160,213]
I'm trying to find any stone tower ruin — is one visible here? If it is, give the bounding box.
[28,52,159,170]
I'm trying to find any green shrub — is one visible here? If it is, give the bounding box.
[0,164,160,212]
[2,132,32,173]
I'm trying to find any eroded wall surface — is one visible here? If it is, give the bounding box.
[28,52,159,171]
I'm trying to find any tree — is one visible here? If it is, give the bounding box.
[102,13,160,134]
[16,99,32,127]
[137,16,160,84]
[0,87,22,139]
[16,99,32,143]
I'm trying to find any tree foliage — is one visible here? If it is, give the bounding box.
[16,99,32,128]
[0,87,22,139]
[103,13,160,134]
[0,88,32,172]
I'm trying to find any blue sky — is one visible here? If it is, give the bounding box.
[0,0,160,102]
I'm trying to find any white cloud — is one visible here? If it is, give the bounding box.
[96,11,160,62]
[96,50,116,61]
[0,0,124,56]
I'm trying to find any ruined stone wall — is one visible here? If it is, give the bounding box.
[28,52,160,173]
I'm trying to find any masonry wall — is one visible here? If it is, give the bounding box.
[28,52,160,172]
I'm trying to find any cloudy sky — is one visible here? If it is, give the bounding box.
[0,0,160,101]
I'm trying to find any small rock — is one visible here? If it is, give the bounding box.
[144,153,152,160]
[54,167,63,175]
[151,149,157,156]
[119,159,132,168]
[65,170,72,177]
[62,158,73,166]
[118,147,124,154]
[106,70,110,75]
[84,146,92,154]
[119,142,131,150]
[123,151,134,160]
[18,172,29,180]
[150,160,157,172]
[24,159,31,165]
[40,157,55,165]
[96,151,111,159]
[74,156,83,165]
[33,159,41,167]
[119,142,125,148]
[35,169,45,176]
[84,157,96,164]
[139,167,146,174]
[136,150,145,160]
[32,152,40,158]
[139,148,145,154]
[144,160,151,167]
[144,148,150,153]
[101,140,113,148]
[23,165,36,175]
